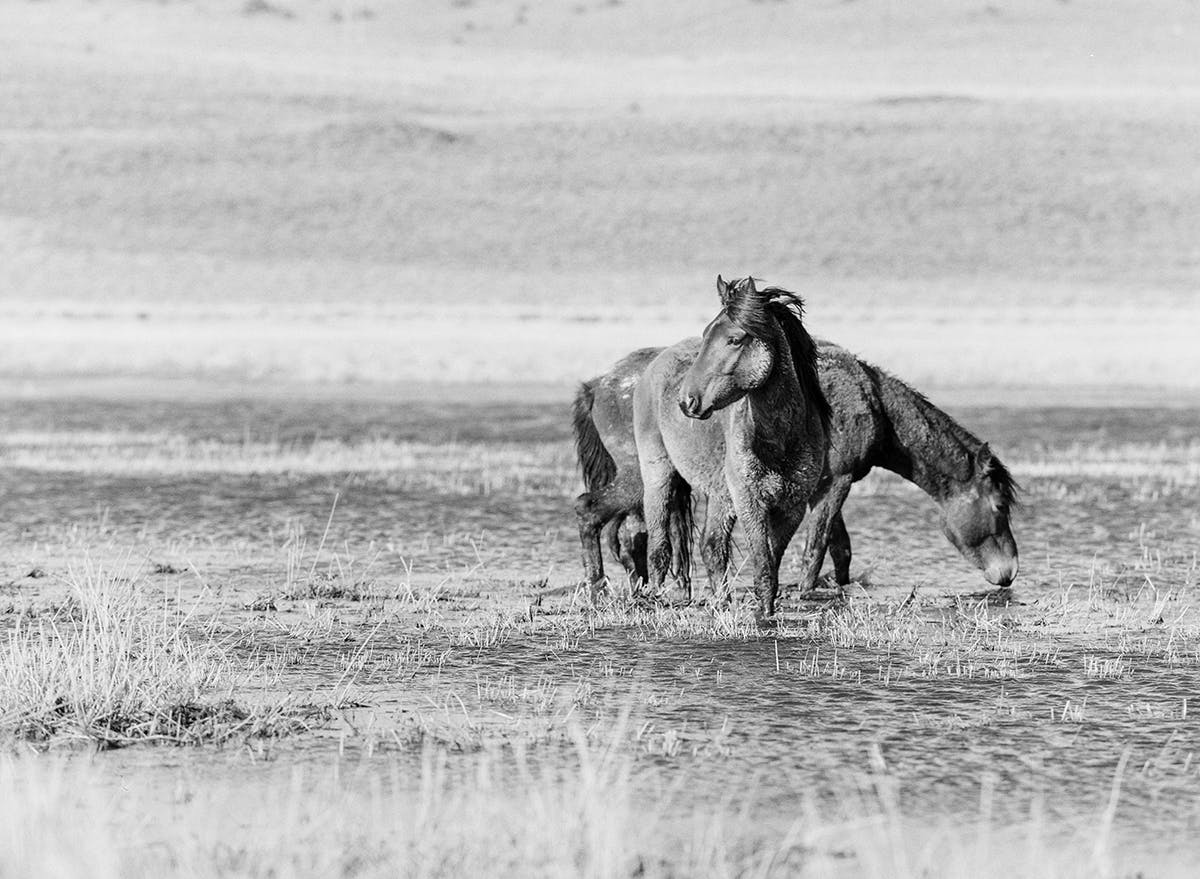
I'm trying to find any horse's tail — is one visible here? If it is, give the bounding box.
[572,381,616,491]
[667,476,695,583]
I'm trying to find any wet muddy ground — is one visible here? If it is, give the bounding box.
[2,389,1199,869]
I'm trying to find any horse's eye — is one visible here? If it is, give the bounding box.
[728,334,746,347]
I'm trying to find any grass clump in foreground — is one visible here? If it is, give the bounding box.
[0,561,313,746]
[0,732,1183,879]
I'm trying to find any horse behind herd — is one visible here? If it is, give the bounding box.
[572,276,1020,618]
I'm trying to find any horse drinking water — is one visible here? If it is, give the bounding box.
[633,277,831,617]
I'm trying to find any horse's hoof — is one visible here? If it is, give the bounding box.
[693,592,732,609]
[655,585,692,608]
[629,592,657,610]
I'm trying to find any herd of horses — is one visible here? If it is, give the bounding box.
[571,276,1021,618]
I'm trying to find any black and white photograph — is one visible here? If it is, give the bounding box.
[1,1,1199,875]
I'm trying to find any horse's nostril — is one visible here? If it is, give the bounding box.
[989,561,1018,588]
[679,395,699,416]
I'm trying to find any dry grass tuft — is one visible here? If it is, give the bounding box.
[0,732,1185,879]
[0,561,319,746]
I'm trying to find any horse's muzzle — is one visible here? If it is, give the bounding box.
[984,555,1019,588]
[678,394,711,420]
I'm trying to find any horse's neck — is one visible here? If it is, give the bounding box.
[876,376,978,503]
[743,357,812,469]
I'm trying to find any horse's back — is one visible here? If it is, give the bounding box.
[591,347,662,478]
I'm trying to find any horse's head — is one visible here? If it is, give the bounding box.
[941,443,1020,587]
[678,276,778,419]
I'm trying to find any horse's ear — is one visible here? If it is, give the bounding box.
[975,443,993,476]
[741,276,758,294]
[717,275,732,306]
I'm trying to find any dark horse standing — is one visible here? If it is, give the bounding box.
[631,277,831,616]
[572,316,1019,598]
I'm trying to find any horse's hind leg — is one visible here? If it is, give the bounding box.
[574,487,632,592]
[617,510,648,588]
[665,474,694,599]
[574,492,607,589]
[601,512,647,593]
[601,516,626,590]
[828,510,852,586]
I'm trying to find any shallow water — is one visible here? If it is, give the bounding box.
[2,396,1197,592]
[2,391,1200,861]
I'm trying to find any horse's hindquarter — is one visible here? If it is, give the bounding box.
[593,348,659,480]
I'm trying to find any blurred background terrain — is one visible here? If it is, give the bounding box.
[2,0,1198,395]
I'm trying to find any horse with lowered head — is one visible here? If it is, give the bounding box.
[794,342,1019,591]
[633,276,831,617]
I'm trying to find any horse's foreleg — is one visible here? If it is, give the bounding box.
[700,491,736,603]
[640,464,678,599]
[795,475,853,593]
[766,505,809,609]
[731,499,777,618]
[769,508,805,570]
[828,510,852,586]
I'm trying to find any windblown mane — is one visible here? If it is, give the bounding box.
[724,281,832,435]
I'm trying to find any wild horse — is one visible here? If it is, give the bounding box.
[630,277,831,617]
[573,298,1019,599]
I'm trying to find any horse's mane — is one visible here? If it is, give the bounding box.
[725,281,832,435]
[867,358,1020,509]
[985,454,1020,512]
